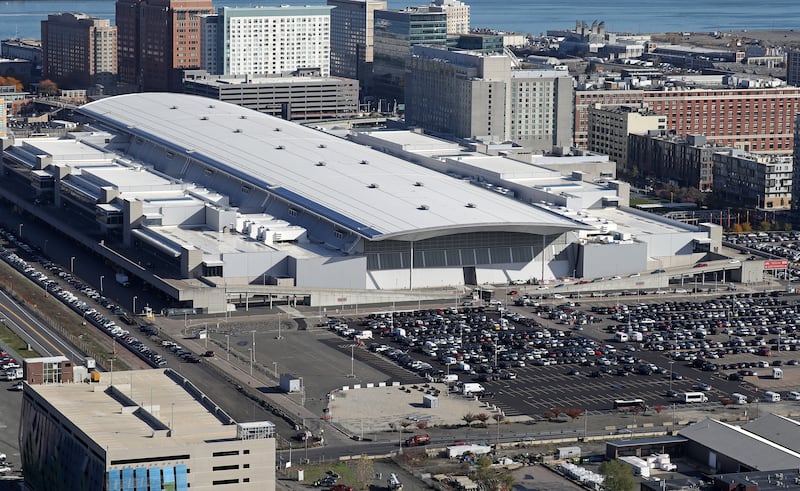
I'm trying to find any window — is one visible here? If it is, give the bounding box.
[212,451,240,457]
[212,479,240,485]
[213,465,240,471]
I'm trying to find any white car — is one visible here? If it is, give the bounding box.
[11,382,23,391]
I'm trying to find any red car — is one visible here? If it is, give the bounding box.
[507,290,518,296]
[693,263,708,268]
[330,485,353,491]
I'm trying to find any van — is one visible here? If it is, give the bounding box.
[772,367,783,379]
[731,393,748,405]
[786,391,800,401]
[614,332,629,343]
[764,391,781,402]
[681,392,709,403]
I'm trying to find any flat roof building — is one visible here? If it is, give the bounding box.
[41,13,117,89]
[20,368,276,490]
[712,149,793,211]
[182,69,359,121]
[405,46,573,152]
[586,103,666,174]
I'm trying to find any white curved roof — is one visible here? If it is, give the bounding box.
[80,93,585,240]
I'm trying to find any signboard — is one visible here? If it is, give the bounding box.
[764,259,789,270]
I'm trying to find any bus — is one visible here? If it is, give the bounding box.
[613,398,646,410]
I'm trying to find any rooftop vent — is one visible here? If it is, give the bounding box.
[318,144,327,148]
[368,183,379,189]
[208,104,215,108]
[276,145,285,150]
[414,181,424,187]
[360,160,369,165]
[239,115,247,119]
[170,106,178,110]
[316,161,326,166]
[466,202,476,208]
[418,204,429,210]
[274,127,282,132]
[233,129,243,133]
[200,116,208,120]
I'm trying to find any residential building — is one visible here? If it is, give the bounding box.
[40,13,117,88]
[405,46,572,152]
[429,0,470,35]
[575,87,800,153]
[115,0,214,91]
[182,69,358,121]
[19,368,276,491]
[328,0,387,86]
[586,103,666,173]
[792,114,800,209]
[788,50,800,87]
[21,356,74,384]
[454,33,503,53]
[371,7,448,102]
[628,132,727,191]
[0,98,5,137]
[201,6,332,77]
[712,150,792,210]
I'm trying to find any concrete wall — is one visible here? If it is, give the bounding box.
[221,251,290,280]
[290,255,367,289]
[579,241,648,278]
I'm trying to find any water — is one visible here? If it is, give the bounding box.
[2,0,800,41]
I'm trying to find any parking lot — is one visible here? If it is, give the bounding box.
[320,290,800,418]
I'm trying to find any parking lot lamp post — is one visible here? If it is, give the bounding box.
[669,360,674,394]
[70,256,76,273]
[248,348,253,376]
[100,275,104,293]
[251,330,256,363]
[273,361,278,378]
[226,334,230,361]
[133,296,137,316]
[18,223,22,238]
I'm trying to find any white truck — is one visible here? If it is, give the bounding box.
[115,273,131,287]
[461,382,485,395]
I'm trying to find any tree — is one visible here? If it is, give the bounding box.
[38,79,58,96]
[492,414,505,425]
[462,412,478,426]
[654,405,663,415]
[0,75,23,91]
[416,421,428,430]
[352,456,374,491]
[742,222,752,232]
[731,223,743,233]
[475,413,489,426]
[566,408,584,420]
[599,460,636,491]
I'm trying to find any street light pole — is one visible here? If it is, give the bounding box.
[273,361,278,378]
[669,360,674,395]
[18,223,23,238]
[248,348,253,376]
[251,330,256,364]
[100,276,104,293]
[133,296,137,315]
[70,256,76,273]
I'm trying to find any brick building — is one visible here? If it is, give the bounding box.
[575,87,800,154]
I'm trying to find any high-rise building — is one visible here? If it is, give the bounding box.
[587,103,666,173]
[116,0,214,91]
[372,7,448,102]
[405,46,573,151]
[328,0,387,85]
[786,50,800,87]
[200,6,332,77]
[41,13,117,88]
[20,368,276,491]
[575,87,800,154]
[429,0,470,35]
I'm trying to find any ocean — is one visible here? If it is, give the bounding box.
[2,0,800,42]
